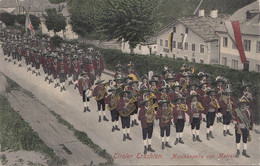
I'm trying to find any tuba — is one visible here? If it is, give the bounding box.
[107,93,120,111]
[196,102,204,111]
[119,96,137,117]
[145,104,156,123]
[161,106,173,123]
[95,86,106,101]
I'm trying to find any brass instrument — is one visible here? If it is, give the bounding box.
[222,96,233,111]
[119,96,137,117]
[107,93,120,111]
[145,104,156,123]
[196,102,204,111]
[161,106,173,123]
[235,108,252,142]
[95,83,109,101]
[211,97,220,109]
[179,104,188,112]
[242,91,254,102]
[147,92,159,108]
[162,93,168,100]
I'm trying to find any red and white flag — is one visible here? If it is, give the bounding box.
[224,21,246,64]
[25,14,35,35]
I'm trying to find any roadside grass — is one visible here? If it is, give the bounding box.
[50,111,114,165]
[0,94,67,166]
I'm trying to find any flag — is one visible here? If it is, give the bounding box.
[224,21,246,63]
[169,32,174,52]
[25,14,35,35]
[181,33,187,50]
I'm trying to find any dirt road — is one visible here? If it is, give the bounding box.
[0,46,259,165]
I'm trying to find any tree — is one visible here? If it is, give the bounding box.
[98,0,160,51]
[0,12,16,26]
[67,0,101,38]
[16,14,41,30]
[43,8,67,35]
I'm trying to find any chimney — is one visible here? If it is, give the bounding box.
[198,10,205,17]
[210,10,218,18]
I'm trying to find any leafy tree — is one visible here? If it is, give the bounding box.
[51,35,63,47]
[67,0,101,38]
[98,0,160,51]
[15,14,41,30]
[0,12,16,26]
[43,8,67,35]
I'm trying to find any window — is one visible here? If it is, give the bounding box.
[184,42,188,50]
[173,41,176,48]
[232,42,236,49]
[223,37,228,47]
[256,41,260,53]
[256,64,260,73]
[165,40,168,47]
[192,43,195,51]
[200,44,204,53]
[160,39,163,46]
[185,28,189,34]
[231,59,238,69]
[244,40,251,52]
[173,27,176,33]
[243,61,249,71]
[172,54,176,59]
[139,45,141,50]
[160,54,162,57]
[177,42,182,49]
[192,58,195,63]
[222,57,227,66]
[200,59,204,64]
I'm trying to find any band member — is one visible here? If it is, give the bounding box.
[25,48,31,71]
[240,83,255,109]
[197,82,209,122]
[139,75,149,89]
[220,89,236,136]
[197,72,210,84]
[128,80,140,127]
[125,62,136,75]
[138,98,156,154]
[214,76,226,123]
[116,90,133,141]
[186,83,198,105]
[52,55,59,88]
[157,86,170,101]
[173,97,188,145]
[78,72,92,112]
[137,88,150,108]
[57,58,68,92]
[203,89,220,140]
[156,100,173,149]
[234,99,254,158]
[114,64,124,79]
[169,82,183,103]
[93,79,109,122]
[105,87,120,132]
[180,72,192,94]
[71,55,81,89]
[34,50,41,76]
[46,54,53,84]
[149,79,159,95]
[188,92,204,142]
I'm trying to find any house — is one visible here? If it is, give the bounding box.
[0,0,17,13]
[215,0,260,72]
[156,10,228,64]
[121,37,157,55]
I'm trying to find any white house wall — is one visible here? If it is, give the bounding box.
[218,32,260,72]
[121,41,157,55]
[156,22,218,64]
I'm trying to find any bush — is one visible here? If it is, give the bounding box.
[50,35,63,48]
[0,13,16,26]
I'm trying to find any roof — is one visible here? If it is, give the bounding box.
[141,37,157,45]
[156,15,229,42]
[215,1,260,36]
[0,0,17,8]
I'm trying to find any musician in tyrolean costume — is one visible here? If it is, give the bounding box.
[78,71,92,113]
[203,88,220,140]
[173,97,188,145]
[138,98,156,154]
[234,99,254,158]
[128,80,140,127]
[220,89,236,136]
[93,79,109,122]
[156,100,173,149]
[105,87,120,132]
[116,90,133,141]
[214,76,226,123]
[188,92,204,142]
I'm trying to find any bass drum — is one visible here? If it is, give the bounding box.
[85,89,93,98]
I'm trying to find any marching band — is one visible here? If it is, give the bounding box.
[0,30,255,158]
